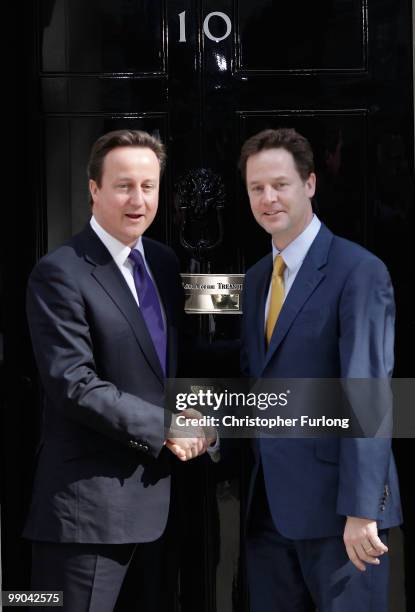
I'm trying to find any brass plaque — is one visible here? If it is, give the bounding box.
[181,274,244,314]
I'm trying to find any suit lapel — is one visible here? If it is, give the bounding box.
[142,238,176,376]
[263,224,333,370]
[253,256,273,369]
[80,226,165,383]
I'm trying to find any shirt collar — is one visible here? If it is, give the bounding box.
[271,214,321,272]
[90,216,146,267]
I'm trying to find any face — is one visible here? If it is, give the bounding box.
[89,146,160,246]
[246,147,316,250]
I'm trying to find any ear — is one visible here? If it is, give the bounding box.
[89,179,99,204]
[305,173,316,198]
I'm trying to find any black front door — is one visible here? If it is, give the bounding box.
[4,1,414,610]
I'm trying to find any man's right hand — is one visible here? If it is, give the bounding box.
[166,409,210,461]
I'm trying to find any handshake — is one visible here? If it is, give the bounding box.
[166,408,218,462]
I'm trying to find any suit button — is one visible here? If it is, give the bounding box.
[142,445,149,453]
[384,485,390,497]
[380,504,386,512]
[128,440,139,448]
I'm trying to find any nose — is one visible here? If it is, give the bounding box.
[262,185,278,204]
[129,187,145,206]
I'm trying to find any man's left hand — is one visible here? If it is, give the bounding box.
[343,516,388,571]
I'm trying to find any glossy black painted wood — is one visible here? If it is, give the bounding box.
[237,0,367,72]
[40,0,166,74]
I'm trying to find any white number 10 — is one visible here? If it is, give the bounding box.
[178,11,232,43]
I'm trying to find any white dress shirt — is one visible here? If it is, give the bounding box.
[90,216,166,326]
[264,214,321,327]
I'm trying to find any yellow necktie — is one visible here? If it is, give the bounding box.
[266,255,285,345]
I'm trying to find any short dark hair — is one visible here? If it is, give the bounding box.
[87,129,166,204]
[239,128,314,182]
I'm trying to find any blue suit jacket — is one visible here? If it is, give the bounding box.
[241,224,402,539]
[24,225,184,544]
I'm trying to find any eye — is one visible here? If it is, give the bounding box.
[142,184,155,191]
[117,184,129,189]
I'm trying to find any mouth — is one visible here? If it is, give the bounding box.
[263,210,283,217]
[125,213,144,220]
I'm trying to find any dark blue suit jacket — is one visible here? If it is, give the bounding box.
[241,224,402,539]
[24,225,184,544]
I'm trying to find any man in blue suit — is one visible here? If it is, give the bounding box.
[239,128,401,611]
[25,130,209,611]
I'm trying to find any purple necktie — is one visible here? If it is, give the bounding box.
[128,249,166,374]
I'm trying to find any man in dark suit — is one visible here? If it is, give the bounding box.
[25,130,209,611]
[239,128,401,611]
